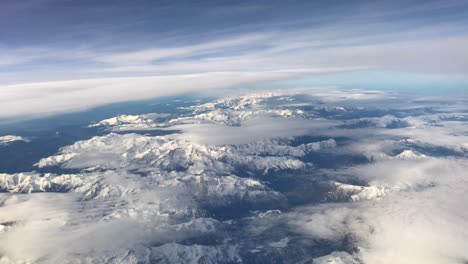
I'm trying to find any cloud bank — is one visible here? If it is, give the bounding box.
[170,117,338,145]
[288,158,468,264]
[0,69,351,120]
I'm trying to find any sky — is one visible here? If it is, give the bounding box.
[0,0,468,120]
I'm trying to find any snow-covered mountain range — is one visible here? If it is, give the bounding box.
[1,89,467,263]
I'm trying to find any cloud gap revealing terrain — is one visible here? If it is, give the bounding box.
[0,89,467,264]
[1,0,468,263]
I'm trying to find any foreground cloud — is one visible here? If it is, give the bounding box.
[288,158,468,264]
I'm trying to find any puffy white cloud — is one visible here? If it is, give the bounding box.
[0,192,169,262]
[287,157,468,264]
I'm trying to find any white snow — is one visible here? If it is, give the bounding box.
[268,237,290,248]
[326,182,387,202]
[395,149,426,159]
[89,114,164,131]
[3,91,461,263]
[312,251,360,264]
[35,133,311,175]
[0,135,29,145]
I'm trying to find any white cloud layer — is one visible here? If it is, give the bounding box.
[288,157,468,264]
[0,69,351,120]
[170,117,338,145]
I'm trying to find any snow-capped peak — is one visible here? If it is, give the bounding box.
[395,149,426,159]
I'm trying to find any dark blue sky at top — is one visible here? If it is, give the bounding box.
[2,0,468,49]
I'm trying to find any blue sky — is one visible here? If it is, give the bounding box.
[0,0,467,119]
